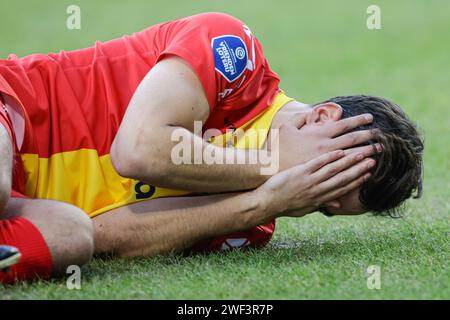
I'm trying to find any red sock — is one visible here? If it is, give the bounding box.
[0,217,52,284]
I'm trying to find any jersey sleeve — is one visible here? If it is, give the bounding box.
[156,12,280,114]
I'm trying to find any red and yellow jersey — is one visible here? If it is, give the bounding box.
[0,12,286,217]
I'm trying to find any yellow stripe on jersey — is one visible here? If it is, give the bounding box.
[212,91,293,149]
[21,150,189,217]
[20,91,293,217]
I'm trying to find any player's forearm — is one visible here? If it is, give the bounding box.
[149,128,268,191]
[112,125,269,192]
[93,191,273,257]
[0,125,13,215]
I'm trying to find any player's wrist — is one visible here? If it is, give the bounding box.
[248,188,281,222]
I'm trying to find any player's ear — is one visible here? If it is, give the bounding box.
[306,102,342,124]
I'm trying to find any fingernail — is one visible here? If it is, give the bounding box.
[367,160,376,168]
[365,114,373,122]
[364,173,371,180]
[375,144,382,153]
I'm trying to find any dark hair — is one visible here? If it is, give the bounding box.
[317,95,424,217]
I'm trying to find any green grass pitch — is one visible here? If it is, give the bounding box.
[0,0,449,299]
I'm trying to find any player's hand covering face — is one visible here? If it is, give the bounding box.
[255,150,376,217]
[274,102,381,215]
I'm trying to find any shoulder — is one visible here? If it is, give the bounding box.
[179,12,248,34]
[187,12,244,24]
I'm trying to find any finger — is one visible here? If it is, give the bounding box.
[324,114,373,137]
[288,113,307,129]
[323,200,340,209]
[344,143,382,157]
[319,173,371,205]
[312,152,366,182]
[314,158,376,194]
[303,150,345,173]
[332,129,379,149]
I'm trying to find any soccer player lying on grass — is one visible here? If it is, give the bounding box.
[0,12,423,283]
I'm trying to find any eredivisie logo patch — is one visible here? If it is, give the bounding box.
[212,35,248,82]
